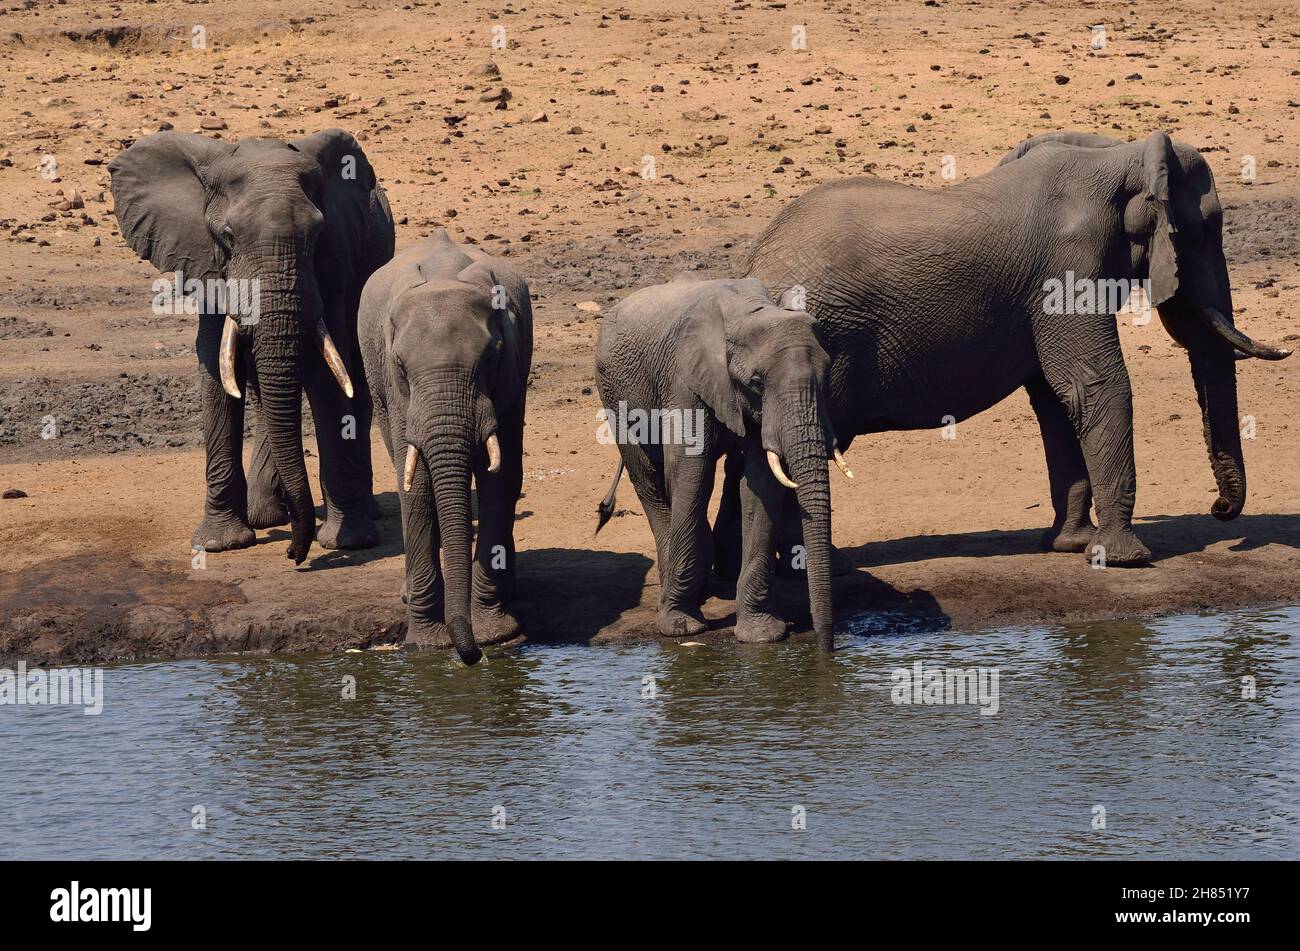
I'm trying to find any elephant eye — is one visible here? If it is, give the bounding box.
[218,225,235,249]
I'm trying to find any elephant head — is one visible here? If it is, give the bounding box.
[110,129,378,563]
[1005,130,1291,521]
[389,272,523,665]
[679,281,841,650]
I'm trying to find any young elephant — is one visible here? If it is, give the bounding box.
[595,277,843,649]
[358,230,532,665]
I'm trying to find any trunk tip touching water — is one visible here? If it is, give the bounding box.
[449,617,482,665]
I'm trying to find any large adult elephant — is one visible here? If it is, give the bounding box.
[111,129,395,563]
[740,130,1290,567]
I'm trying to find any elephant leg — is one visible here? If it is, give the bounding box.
[305,361,380,551]
[711,449,744,583]
[658,443,716,639]
[620,444,673,585]
[192,313,254,552]
[1040,338,1151,566]
[470,417,523,645]
[1025,371,1094,552]
[734,441,789,643]
[351,364,382,521]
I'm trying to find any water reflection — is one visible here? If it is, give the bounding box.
[1,606,1296,859]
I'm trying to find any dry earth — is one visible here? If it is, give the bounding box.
[1,0,1299,662]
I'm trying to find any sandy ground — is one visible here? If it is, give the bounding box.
[1,0,1298,662]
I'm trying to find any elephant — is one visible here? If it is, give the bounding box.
[594,277,844,649]
[738,129,1291,574]
[110,129,395,564]
[358,230,532,665]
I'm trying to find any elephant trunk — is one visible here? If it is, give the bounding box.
[778,406,834,652]
[251,302,315,562]
[1187,333,1246,520]
[428,434,479,664]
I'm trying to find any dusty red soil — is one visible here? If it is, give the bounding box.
[2,0,1298,662]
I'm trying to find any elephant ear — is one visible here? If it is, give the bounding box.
[1142,131,1180,308]
[477,264,531,414]
[291,129,390,285]
[109,132,233,281]
[677,291,745,437]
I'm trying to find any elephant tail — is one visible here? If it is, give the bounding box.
[595,459,624,534]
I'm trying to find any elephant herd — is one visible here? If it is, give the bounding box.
[109,127,1290,664]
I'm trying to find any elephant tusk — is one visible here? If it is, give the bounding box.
[314,319,356,398]
[1200,307,1291,361]
[485,433,501,474]
[403,444,419,492]
[767,450,799,489]
[219,316,242,399]
[832,449,853,480]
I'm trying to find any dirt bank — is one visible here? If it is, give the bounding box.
[2,0,1298,663]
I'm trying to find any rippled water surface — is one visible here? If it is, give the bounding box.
[2,606,1297,859]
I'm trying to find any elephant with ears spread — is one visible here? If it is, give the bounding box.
[595,278,843,649]
[359,230,532,665]
[741,130,1290,571]
[110,129,395,563]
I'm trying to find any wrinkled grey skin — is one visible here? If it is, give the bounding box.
[111,130,395,563]
[595,277,837,648]
[359,230,532,665]
[741,130,1290,570]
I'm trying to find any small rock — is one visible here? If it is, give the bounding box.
[576,301,601,313]
[531,111,548,123]
[200,117,228,131]
[2,488,27,499]
[682,105,721,122]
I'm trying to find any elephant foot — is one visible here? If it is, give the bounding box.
[735,610,789,644]
[656,606,706,639]
[192,514,255,553]
[1085,527,1152,567]
[472,602,521,645]
[366,494,383,520]
[403,621,452,651]
[246,491,289,530]
[318,510,380,550]
[1041,521,1096,553]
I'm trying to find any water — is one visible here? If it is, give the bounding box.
[2,606,1297,859]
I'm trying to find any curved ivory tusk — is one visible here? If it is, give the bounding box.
[485,433,501,474]
[403,444,419,492]
[767,450,799,489]
[832,449,853,480]
[314,319,355,398]
[219,316,242,398]
[1201,308,1291,361]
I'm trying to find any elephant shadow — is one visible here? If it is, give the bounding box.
[266,491,406,570]
[512,547,655,645]
[840,512,1300,570]
[708,570,953,638]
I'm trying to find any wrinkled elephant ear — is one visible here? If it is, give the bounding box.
[291,129,388,268]
[109,132,232,282]
[677,291,745,437]
[1142,131,1181,308]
